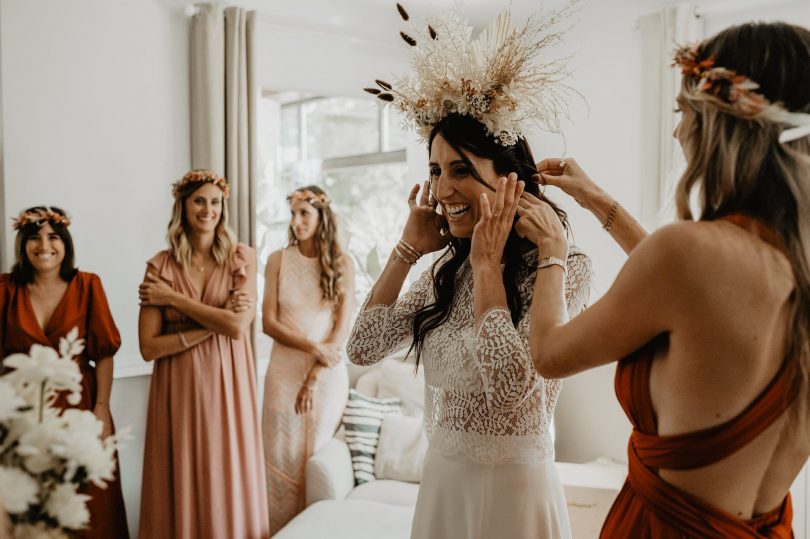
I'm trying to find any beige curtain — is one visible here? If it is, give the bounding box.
[638,3,702,228]
[190,4,256,246]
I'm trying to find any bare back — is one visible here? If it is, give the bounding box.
[649,220,803,518]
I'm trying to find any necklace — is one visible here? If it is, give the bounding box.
[191,258,210,273]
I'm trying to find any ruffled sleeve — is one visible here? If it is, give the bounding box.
[84,273,122,360]
[346,267,434,366]
[230,243,255,291]
[146,250,177,286]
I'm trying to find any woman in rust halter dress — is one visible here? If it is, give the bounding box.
[510,22,810,538]
[0,207,128,538]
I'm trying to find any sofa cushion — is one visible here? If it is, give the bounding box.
[347,479,420,507]
[342,389,401,485]
[274,499,414,539]
[375,413,428,483]
[355,358,424,416]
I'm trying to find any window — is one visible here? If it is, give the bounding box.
[256,94,413,347]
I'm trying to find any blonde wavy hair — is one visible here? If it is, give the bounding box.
[674,22,810,434]
[167,177,236,268]
[287,185,345,309]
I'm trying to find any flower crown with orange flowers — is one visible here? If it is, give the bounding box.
[12,208,71,231]
[171,169,230,199]
[287,189,331,207]
[673,42,810,144]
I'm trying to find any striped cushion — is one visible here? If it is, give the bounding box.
[342,389,402,485]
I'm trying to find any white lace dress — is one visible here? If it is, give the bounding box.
[347,248,592,539]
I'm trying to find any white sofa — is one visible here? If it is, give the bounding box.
[275,359,626,539]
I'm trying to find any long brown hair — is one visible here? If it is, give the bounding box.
[410,113,573,368]
[287,185,345,309]
[674,22,810,433]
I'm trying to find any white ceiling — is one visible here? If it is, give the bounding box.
[160,0,789,47]
[163,0,605,46]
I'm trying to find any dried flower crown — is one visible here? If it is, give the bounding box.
[12,208,71,231]
[172,169,230,199]
[364,2,581,147]
[287,190,331,207]
[673,42,810,144]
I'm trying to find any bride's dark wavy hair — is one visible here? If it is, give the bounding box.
[409,113,569,367]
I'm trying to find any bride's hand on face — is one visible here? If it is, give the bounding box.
[401,181,449,256]
[470,174,524,270]
[515,191,569,257]
[534,157,606,211]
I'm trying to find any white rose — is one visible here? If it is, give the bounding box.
[44,483,90,530]
[0,466,39,514]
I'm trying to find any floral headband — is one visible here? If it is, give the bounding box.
[12,208,71,231]
[287,190,330,207]
[363,2,581,147]
[172,169,230,199]
[673,42,810,144]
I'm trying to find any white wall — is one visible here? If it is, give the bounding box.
[0,0,189,534]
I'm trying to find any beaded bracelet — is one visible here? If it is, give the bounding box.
[538,256,567,276]
[603,201,619,232]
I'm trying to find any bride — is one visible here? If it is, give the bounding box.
[347,10,589,538]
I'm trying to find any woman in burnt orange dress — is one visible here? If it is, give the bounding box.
[0,206,129,539]
[510,22,810,538]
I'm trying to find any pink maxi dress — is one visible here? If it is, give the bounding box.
[138,244,269,539]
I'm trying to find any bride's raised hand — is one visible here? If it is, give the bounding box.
[400,181,449,256]
[470,174,524,269]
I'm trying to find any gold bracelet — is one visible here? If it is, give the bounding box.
[178,331,190,349]
[393,245,417,265]
[538,256,567,275]
[397,239,422,261]
[603,201,619,232]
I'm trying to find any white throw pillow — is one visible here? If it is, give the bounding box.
[374,360,425,416]
[374,413,428,483]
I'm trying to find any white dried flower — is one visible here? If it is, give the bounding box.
[0,465,39,514]
[0,380,26,422]
[366,1,582,146]
[14,522,69,539]
[44,483,90,530]
[53,409,116,486]
[3,343,82,405]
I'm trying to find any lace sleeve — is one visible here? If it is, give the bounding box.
[473,249,592,412]
[346,268,434,366]
[565,250,592,319]
[541,250,592,419]
[474,307,539,412]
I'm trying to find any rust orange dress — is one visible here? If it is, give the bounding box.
[0,271,129,539]
[601,216,794,539]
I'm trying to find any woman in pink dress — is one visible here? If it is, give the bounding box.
[261,185,354,534]
[137,170,269,539]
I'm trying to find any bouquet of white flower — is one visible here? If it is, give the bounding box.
[0,328,122,538]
